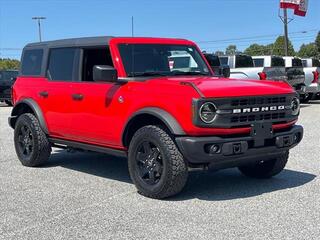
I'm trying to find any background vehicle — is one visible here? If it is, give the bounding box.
[252,55,287,81]
[0,70,18,106]
[219,54,286,81]
[9,37,303,199]
[301,58,320,102]
[282,56,306,99]
[203,53,230,77]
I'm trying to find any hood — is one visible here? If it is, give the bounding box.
[145,76,295,98]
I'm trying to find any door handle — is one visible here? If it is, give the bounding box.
[72,93,84,101]
[39,91,49,98]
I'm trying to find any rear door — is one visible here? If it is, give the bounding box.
[41,47,80,138]
[286,58,305,89]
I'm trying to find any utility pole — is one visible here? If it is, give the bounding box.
[283,8,289,56]
[32,17,46,42]
[131,16,134,37]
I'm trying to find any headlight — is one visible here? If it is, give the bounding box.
[291,97,300,116]
[199,102,217,123]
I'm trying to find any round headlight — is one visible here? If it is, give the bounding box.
[199,102,217,123]
[291,97,300,116]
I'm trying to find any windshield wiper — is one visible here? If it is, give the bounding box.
[127,71,169,77]
[171,71,210,76]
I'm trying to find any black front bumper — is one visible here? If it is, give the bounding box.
[176,125,303,170]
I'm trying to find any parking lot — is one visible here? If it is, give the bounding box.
[0,102,319,240]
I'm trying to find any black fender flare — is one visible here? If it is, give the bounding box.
[122,107,186,146]
[9,98,49,134]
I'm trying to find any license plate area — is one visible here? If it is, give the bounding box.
[251,122,273,147]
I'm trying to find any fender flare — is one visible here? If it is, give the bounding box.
[10,98,49,134]
[122,107,186,146]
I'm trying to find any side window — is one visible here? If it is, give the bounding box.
[47,48,79,81]
[82,48,113,82]
[21,49,43,76]
[219,57,228,65]
[253,58,264,67]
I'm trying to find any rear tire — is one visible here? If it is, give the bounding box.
[14,113,51,167]
[238,151,289,179]
[128,125,188,199]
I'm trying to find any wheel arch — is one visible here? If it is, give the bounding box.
[122,107,185,147]
[9,98,48,134]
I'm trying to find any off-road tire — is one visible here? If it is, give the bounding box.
[14,113,51,167]
[128,125,188,199]
[238,151,289,179]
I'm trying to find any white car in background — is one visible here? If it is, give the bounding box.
[301,58,320,102]
[219,54,287,81]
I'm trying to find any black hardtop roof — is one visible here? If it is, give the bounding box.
[24,36,114,49]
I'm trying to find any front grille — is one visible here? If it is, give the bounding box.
[231,112,286,123]
[194,94,297,128]
[231,96,286,107]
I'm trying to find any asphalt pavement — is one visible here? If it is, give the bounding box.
[0,101,319,240]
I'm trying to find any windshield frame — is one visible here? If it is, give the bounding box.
[111,39,213,79]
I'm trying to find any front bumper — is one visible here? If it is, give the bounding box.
[176,125,303,170]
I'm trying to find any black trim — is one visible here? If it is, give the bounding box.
[49,138,127,157]
[175,125,303,170]
[123,107,185,139]
[9,99,48,134]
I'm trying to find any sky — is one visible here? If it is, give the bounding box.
[0,0,319,59]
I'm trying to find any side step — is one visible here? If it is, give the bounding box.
[48,138,127,158]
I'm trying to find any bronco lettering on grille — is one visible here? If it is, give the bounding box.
[232,105,286,114]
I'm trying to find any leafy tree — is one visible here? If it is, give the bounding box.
[0,58,20,70]
[244,44,269,56]
[272,36,295,56]
[297,43,318,58]
[315,31,320,57]
[225,45,237,55]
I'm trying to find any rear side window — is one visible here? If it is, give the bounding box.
[312,59,320,67]
[235,55,254,68]
[253,58,264,67]
[21,49,43,76]
[204,54,220,67]
[219,57,228,65]
[271,57,285,67]
[292,58,302,67]
[47,48,79,81]
[302,60,307,67]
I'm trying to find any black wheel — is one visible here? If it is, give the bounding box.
[14,113,51,167]
[5,100,13,106]
[238,151,289,179]
[128,125,188,199]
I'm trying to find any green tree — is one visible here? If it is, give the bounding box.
[272,36,295,56]
[225,45,237,55]
[244,44,268,56]
[297,43,318,58]
[0,58,20,70]
[315,31,320,57]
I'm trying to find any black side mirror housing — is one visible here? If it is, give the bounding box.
[93,65,118,82]
[220,64,230,78]
[11,77,17,82]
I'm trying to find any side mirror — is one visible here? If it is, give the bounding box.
[93,65,118,82]
[11,77,17,82]
[220,65,230,78]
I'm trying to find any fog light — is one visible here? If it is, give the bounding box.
[209,144,220,154]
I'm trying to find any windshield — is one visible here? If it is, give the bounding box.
[0,71,18,81]
[118,44,211,77]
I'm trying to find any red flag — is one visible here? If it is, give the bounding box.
[280,0,308,17]
[294,0,308,16]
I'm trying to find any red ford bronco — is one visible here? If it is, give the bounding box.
[9,37,303,199]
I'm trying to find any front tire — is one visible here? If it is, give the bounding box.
[14,113,51,167]
[238,151,289,179]
[128,125,188,199]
